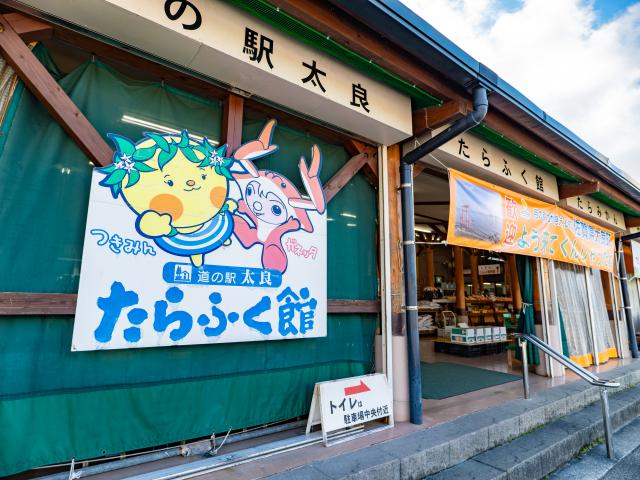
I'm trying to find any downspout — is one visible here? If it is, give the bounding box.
[617,236,639,358]
[400,86,488,424]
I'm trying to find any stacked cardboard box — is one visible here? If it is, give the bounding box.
[450,327,476,344]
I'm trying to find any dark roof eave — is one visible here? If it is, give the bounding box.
[329,0,640,207]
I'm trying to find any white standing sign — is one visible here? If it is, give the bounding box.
[73,120,327,350]
[306,373,393,444]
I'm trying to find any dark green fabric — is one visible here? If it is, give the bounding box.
[515,255,540,365]
[558,305,570,357]
[420,362,520,399]
[1,361,364,477]
[0,52,377,475]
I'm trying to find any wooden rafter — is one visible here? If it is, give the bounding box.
[0,292,379,315]
[413,162,448,181]
[344,138,378,185]
[558,181,600,199]
[323,151,374,203]
[2,12,52,42]
[415,212,447,223]
[625,216,640,228]
[412,98,469,135]
[0,14,113,167]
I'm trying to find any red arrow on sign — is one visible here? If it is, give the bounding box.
[344,380,370,396]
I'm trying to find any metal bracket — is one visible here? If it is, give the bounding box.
[68,457,80,480]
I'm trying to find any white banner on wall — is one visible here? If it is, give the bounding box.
[72,120,327,350]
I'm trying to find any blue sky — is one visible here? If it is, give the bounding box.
[593,0,637,23]
[401,0,640,181]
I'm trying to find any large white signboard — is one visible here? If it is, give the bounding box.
[19,0,412,144]
[563,195,626,230]
[73,120,327,350]
[433,130,560,201]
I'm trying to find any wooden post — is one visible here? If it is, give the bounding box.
[532,258,541,321]
[508,254,523,312]
[387,144,404,335]
[454,246,466,314]
[0,15,112,167]
[469,251,479,295]
[222,93,244,153]
[425,247,435,288]
[601,270,614,317]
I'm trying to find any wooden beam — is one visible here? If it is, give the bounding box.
[413,162,427,179]
[412,98,469,135]
[222,93,244,153]
[413,162,448,181]
[344,138,378,185]
[269,0,464,102]
[415,212,447,223]
[425,247,434,288]
[3,12,53,42]
[323,151,374,203]
[469,251,479,295]
[0,15,112,167]
[558,181,600,199]
[0,293,379,315]
[625,215,640,228]
[344,138,367,156]
[507,254,522,312]
[0,293,77,315]
[328,299,380,313]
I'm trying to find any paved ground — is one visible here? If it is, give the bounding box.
[551,415,640,479]
[601,445,640,479]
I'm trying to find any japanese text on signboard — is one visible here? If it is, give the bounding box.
[447,169,614,271]
[73,120,327,350]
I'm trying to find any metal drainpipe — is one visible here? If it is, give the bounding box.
[617,237,639,358]
[401,86,488,424]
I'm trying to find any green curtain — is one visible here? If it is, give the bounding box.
[558,306,570,357]
[0,48,377,476]
[515,255,540,365]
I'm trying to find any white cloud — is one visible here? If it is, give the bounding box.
[401,0,640,180]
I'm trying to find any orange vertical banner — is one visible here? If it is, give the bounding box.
[447,169,614,272]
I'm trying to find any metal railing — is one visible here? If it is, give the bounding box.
[516,333,620,459]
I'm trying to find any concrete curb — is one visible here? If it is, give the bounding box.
[265,362,640,480]
[429,384,640,480]
[550,413,640,479]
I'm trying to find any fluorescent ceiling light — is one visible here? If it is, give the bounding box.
[340,212,357,218]
[415,224,433,233]
[346,223,357,227]
[121,115,217,144]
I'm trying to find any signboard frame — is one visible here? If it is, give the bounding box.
[306,373,394,446]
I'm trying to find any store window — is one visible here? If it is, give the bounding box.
[555,262,617,366]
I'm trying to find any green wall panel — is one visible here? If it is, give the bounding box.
[0,48,378,475]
